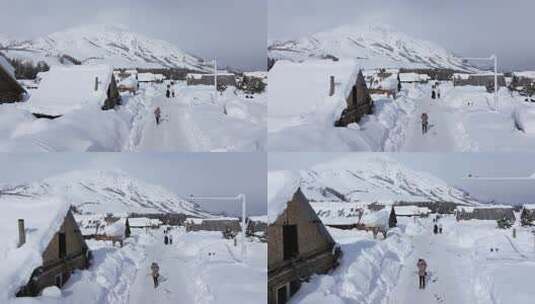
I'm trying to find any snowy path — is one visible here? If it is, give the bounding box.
[134,95,209,151]
[401,97,460,152]
[128,230,201,304]
[388,222,475,304]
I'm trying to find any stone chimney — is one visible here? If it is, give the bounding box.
[329,76,335,96]
[18,219,26,248]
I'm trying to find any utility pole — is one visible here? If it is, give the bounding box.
[190,194,247,262]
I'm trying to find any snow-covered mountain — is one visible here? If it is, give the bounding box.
[269,24,474,71]
[300,155,479,205]
[0,170,211,216]
[1,24,211,71]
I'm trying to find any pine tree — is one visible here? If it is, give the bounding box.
[389,206,397,228]
[521,209,534,226]
[497,217,513,229]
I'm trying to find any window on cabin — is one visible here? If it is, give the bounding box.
[58,232,66,259]
[282,225,298,260]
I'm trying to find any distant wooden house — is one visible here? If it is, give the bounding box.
[75,214,131,246]
[0,54,26,103]
[247,215,268,237]
[185,217,241,233]
[0,196,91,298]
[186,73,237,87]
[27,64,121,119]
[268,171,340,304]
[453,73,506,92]
[335,70,374,127]
[455,206,515,221]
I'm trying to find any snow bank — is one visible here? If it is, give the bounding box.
[0,196,70,301]
[292,228,412,303]
[25,64,114,116]
[514,106,535,134]
[267,171,301,224]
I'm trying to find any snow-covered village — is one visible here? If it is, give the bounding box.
[268,1,535,152]
[0,1,266,152]
[0,153,267,303]
[268,152,535,304]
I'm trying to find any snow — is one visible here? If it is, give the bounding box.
[394,206,431,216]
[248,215,268,223]
[2,170,210,216]
[399,73,430,83]
[0,196,70,301]
[128,218,161,228]
[513,71,535,79]
[25,64,114,116]
[268,60,415,151]
[118,76,137,89]
[267,171,301,224]
[185,217,239,225]
[137,73,165,82]
[269,24,475,71]
[311,202,364,226]
[40,287,61,298]
[514,106,535,134]
[359,208,389,228]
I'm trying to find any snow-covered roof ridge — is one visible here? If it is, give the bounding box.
[0,195,71,300]
[268,171,302,224]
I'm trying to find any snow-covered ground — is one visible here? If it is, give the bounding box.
[10,228,266,304]
[0,82,266,152]
[288,215,535,304]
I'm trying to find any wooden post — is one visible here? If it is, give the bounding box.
[18,219,25,248]
[329,76,335,96]
[95,77,99,91]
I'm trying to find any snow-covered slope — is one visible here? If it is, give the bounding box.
[2,24,210,70]
[0,170,210,216]
[300,155,478,205]
[269,24,474,71]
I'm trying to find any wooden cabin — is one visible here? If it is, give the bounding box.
[453,73,506,92]
[0,195,91,299]
[455,206,515,221]
[185,217,241,233]
[27,65,121,119]
[335,70,374,127]
[0,54,26,103]
[268,187,340,304]
[75,214,131,246]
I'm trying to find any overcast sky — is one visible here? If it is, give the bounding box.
[0,0,266,71]
[269,153,535,205]
[269,0,535,71]
[0,153,266,216]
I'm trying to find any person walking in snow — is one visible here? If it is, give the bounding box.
[433,224,438,234]
[417,259,428,289]
[154,107,161,125]
[164,234,169,245]
[421,112,429,134]
[436,85,441,99]
[439,223,443,234]
[166,84,171,98]
[169,234,173,245]
[171,88,175,98]
[431,85,436,100]
[151,262,160,288]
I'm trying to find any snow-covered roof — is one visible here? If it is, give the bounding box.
[268,171,301,224]
[456,205,512,213]
[269,60,361,120]
[75,214,128,237]
[394,205,431,216]
[0,54,16,79]
[185,217,239,225]
[129,217,161,227]
[186,72,235,79]
[243,71,267,79]
[399,72,430,82]
[523,204,535,210]
[312,202,364,226]
[118,75,138,88]
[0,196,70,300]
[248,215,268,223]
[137,73,165,82]
[512,71,535,79]
[359,208,389,228]
[26,64,113,116]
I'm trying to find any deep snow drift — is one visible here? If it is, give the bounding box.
[0,81,266,152]
[6,228,267,304]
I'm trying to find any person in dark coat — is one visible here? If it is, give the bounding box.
[421,112,429,134]
[431,87,436,99]
[169,234,173,245]
[151,262,160,288]
[154,107,161,125]
[164,235,169,245]
[417,259,428,289]
[433,224,438,234]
